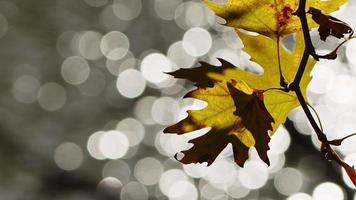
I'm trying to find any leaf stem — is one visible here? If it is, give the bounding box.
[276,38,288,88]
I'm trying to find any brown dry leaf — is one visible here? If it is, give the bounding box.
[308,7,353,41]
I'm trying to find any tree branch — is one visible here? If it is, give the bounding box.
[290,0,346,168]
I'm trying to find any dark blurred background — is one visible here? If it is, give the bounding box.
[1,0,356,199]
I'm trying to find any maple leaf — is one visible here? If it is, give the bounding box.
[164,80,267,166]
[307,7,353,41]
[203,0,348,39]
[227,82,274,164]
[164,32,316,166]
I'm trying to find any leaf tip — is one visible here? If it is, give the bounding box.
[341,162,356,186]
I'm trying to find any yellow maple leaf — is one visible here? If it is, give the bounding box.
[204,0,348,38]
[209,32,315,131]
[164,32,315,166]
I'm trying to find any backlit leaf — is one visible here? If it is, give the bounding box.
[204,0,348,39]
[164,32,316,166]
[164,81,254,166]
[227,82,274,165]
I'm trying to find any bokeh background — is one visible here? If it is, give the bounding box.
[2,0,356,199]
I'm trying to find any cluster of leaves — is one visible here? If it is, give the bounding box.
[164,0,356,186]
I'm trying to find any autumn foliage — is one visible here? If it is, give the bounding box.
[164,0,356,186]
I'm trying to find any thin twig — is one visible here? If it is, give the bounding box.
[316,35,356,60]
[306,102,324,132]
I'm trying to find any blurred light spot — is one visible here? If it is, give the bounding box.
[113,0,142,21]
[308,63,334,94]
[70,31,83,56]
[293,107,313,135]
[147,75,177,89]
[287,193,312,200]
[159,169,189,196]
[78,68,106,96]
[155,129,191,156]
[312,182,344,200]
[183,163,208,178]
[99,130,129,159]
[267,153,285,174]
[101,31,129,60]
[183,98,208,111]
[87,131,106,160]
[315,105,337,134]
[206,159,237,189]
[167,41,196,68]
[134,96,158,125]
[37,82,67,111]
[0,14,8,39]
[183,27,212,57]
[226,178,250,199]
[221,27,243,50]
[102,160,131,184]
[154,0,182,20]
[169,180,198,200]
[210,48,241,66]
[274,168,303,195]
[175,2,214,29]
[122,145,139,159]
[327,74,356,105]
[61,56,90,85]
[269,126,291,154]
[201,183,227,200]
[346,38,356,65]
[134,157,163,186]
[240,51,264,74]
[162,83,185,95]
[98,177,122,195]
[238,161,268,189]
[116,118,145,146]
[219,143,233,158]
[100,5,131,31]
[120,181,148,200]
[54,142,83,171]
[247,148,261,161]
[84,0,108,7]
[12,75,40,104]
[106,51,135,76]
[78,31,103,60]
[140,53,173,84]
[185,2,215,28]
[57,31,77,58]
[152,97,180,125]
[116,69,146,98]
[336,113,356,155]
